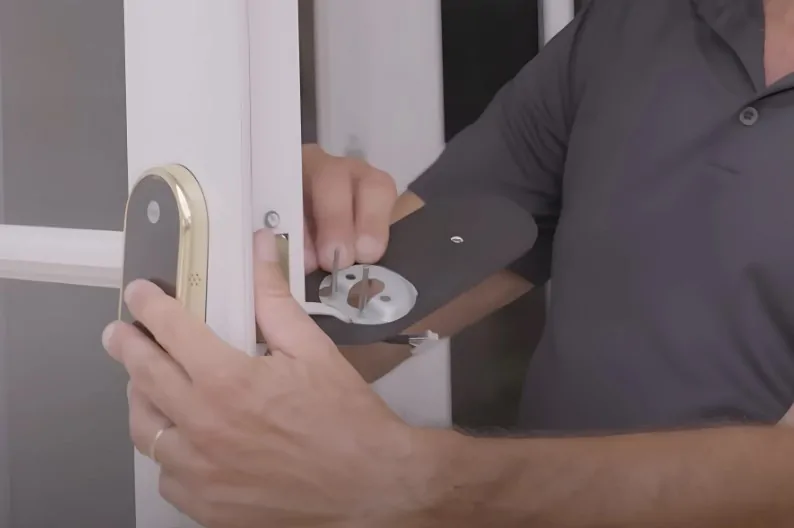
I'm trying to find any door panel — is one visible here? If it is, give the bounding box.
[0,0,127,230]
[0,0,132,526]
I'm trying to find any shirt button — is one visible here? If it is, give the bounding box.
[739,106,759,126]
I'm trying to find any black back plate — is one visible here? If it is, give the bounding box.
[306,193,538,345]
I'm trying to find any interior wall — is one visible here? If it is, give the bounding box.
[0,1,133,527]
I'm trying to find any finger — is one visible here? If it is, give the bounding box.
[104,320,195,425]
[253,229,334,356]
[308,163,356,270]
[159,471,209,526]
[122,280,245,377]
[303,220,319,274]
[353,167,397,263]
[128,385,176,459]
[129,388,203,471]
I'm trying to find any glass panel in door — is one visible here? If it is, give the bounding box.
[0,1,132,526]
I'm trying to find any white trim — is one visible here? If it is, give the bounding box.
[313,0,445,190]
[541,0,576,44]
[0,226,122,288]
[248,1,306,303]
[124,1,256,526]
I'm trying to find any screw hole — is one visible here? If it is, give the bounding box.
[380,295,391,302]
[345,274,356,280]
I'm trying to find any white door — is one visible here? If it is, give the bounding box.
[0,2,450,527]
[0,1,572,527]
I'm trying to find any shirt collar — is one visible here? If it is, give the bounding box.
[691,0,767,92]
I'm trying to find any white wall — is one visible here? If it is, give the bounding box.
[314,0,446,191]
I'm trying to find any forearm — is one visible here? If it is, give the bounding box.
[421,426,794,527]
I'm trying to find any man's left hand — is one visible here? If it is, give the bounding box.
[102,229,439,527]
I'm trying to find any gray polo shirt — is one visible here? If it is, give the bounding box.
[410,0,794,432]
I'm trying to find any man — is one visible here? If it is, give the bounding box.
[104,0,794,526]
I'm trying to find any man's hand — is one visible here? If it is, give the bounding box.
[302,144,398,273]
[103,229,439,528]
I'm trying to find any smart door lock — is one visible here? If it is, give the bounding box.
[119,165,210,327]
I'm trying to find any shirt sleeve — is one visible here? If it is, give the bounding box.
[408,4,595,286]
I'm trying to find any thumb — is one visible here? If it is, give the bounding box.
[303,221,319,274]
[253,229,330,356]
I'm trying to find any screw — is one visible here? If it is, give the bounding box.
[451,236,464,244]
[264,210,281,228]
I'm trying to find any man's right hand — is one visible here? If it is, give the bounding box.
[301,144,399,274]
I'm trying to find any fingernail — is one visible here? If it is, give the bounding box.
[322,245,347,267]
[254,229,278,262]
[102,321,118,351]
[123,279,146,306]
[356,235,385,260]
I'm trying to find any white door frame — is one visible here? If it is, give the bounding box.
[0,1,574,526]
[125,2,282,525]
